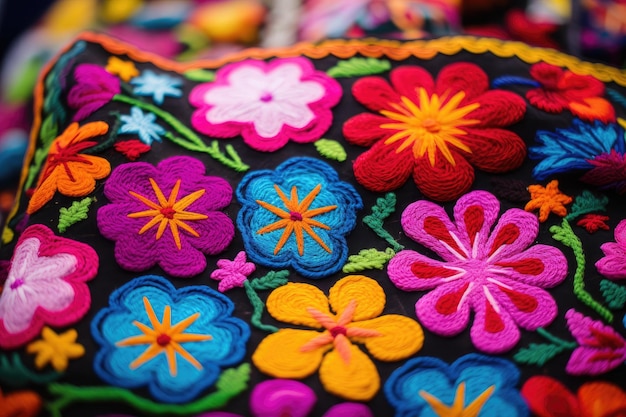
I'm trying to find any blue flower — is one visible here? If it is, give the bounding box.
[384,354,528,417]
[236,157,363,279]
[529,118,626,181]
[130,70,183,104]
[119,106,166,145]
[91,275,249,403]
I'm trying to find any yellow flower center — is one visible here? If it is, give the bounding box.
[379,88,480,166]
[128,178,208,250]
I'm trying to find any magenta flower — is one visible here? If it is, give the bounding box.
[97,156,234,278]
[0,224,98,349]
[190,57,342,152]
[596,219,626,279]
[387,190,568,353]
[210,251,256,292]
[67,64,121,121]
[565,309,626,375]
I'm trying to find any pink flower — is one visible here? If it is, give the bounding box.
[387,190,568,353]
[596,219,626,279]
[0,225,98,348]
[210,251,256,292]
[565,309,626,375]
[190,57,342,152]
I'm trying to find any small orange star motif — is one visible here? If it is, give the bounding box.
[525,180,573,222]
[105,56,139,82]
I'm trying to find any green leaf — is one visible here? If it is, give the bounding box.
[215,363,251,394]
[183,69,216,82]
[566,190,608,221]
[343,248,396,273]
[314,138,347,162]
[363,193,404,252]
[58,197,93,233]
[40,114,58,145]
[600,279,626,309]
[513,343,567,367]
[250,270,289,291]
[327,57,391,78]
[0,353,60,387]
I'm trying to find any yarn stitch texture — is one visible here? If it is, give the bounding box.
[384,353,529,417]
[91,275,250,404]
[97,155,234,278]
[190,57,342,152]
[596,218,626,279]
[387,190,568,353]
[236,157,362,278]
[252,275,424,401]
[342,62,527,201]
[0,224,98,349]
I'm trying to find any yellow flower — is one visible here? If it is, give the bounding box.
[380,88,480,166]
[26,327,85,372]
[106,56,139,82]
[525,179,573,222]
[252,275,424,401]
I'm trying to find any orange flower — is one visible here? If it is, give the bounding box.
[524,179,572,222]
[27,121,110,214]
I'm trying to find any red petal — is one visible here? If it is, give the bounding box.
[435,63,488,102]
[413,149,475,202]
[521,376,581,417]
[411,260,458,279]
[464,205,484,247]
[423,216,464,255]
[498,285,538,313]
[351,76,402,112]
[484,299,505,333]
[353,139,414,192]
[462,128,527,173]
[390,66,435,103]
[435,282,470,315]
[489,223,520,256]
[467,90,526,127]
[342,113,391,147]
[495,258,545,275]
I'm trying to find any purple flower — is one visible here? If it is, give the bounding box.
[596,219,626,279]
[210,251,256,292]
[68,64,121,121]
[97,156,235,278]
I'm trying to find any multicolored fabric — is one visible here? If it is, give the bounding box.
[1,33,626,417]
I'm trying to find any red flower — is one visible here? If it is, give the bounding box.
[577,213,610,233]
[527,62,615,123]
[342,63,527,201]
[114,140,151,161]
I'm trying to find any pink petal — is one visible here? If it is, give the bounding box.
[387,250,463,291]
[452,190,501,252]
[470,287,521,353]
[416,280,473,337]
[484,208,539,262]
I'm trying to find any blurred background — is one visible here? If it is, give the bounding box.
[0,0,625,228]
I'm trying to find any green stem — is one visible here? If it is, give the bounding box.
[46,364,250,417]
[113,95,248,172]
[536,328,577,350]
[550,219,614,323]
[244,280,278,333]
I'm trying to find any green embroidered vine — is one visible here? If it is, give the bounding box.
[46,363,250,417]
[58,197,94,233]
[0,353,61,388]
[343,248,396,273]
[112,94,248,171]
[326,57,391,78]
[242,270,289,333]
[314,138,347,162]
[550,218,613,322]
[514,327,577,367]
[363,193,404,252]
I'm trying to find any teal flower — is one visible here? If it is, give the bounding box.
[130,70,183,105]
[385,354,528,417]
[529,118,626,181]
[119,106,166,145]
[91,275,249,403]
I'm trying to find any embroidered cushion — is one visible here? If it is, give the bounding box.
[1,33,626,416]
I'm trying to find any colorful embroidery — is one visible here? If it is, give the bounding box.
[342,63,527,201]
[384,354,528,417]
[494,62,615,123]
[119,106,166,145]
[26,121,110,214]
[113,139,151,161]
[189,57,342,152]
[236,157,362,278]
[58,197,93,233]
[211,251,257,293]
[0,389,42,417]
[252,275,423,401]
[97,156,234,278]
[387,190,568,353]
[529,119,626,193]
[26,327,85,372]
[68,64,121,121]
[564,309,626,375]
[105,56,139,82]
[130,70,183,105]
[596,219,626,279]
[91,275,249,403]
[577,214,610,233]
[522,375,626,417]
[0,224,98,349]
[525,180,573,222]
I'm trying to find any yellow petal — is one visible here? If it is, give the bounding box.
[266,283,330,328]
[352,315,424,361]
[318,344,380,401]
[328,276,385,321]
[253,329,328,378]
